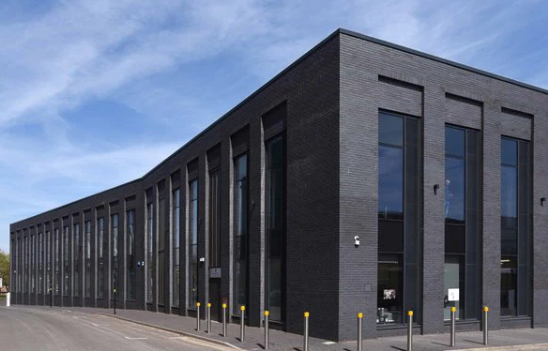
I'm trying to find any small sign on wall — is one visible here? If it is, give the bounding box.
[209,268,222,278]
[448,288,460,302]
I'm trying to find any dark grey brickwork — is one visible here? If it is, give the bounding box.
[9,29,548,342]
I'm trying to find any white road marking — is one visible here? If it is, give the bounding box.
[91,323,99,327]
[124,337,148,340]
[169,336,186,339]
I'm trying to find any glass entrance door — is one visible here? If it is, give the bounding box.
[444,256,462,320]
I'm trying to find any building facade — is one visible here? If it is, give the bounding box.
[9,29,548,341]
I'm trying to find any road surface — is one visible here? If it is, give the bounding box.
[0,306,234,351]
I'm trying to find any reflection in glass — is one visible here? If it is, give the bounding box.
[234,154,248,315]
[97,218,104,298]
[172,189,181,307]
[126,211,136,300]
[266,134,285,321]
[189,180,199,307]
[378,146,403,218]
[146,203,154,303]
[377,254,403,324]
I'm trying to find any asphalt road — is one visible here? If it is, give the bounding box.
[0,306,234,351]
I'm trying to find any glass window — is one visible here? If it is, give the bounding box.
[74,223,80,297]
[233,154,248,315]
[55,228,60,295]
[63,226,69,296]
[111,214,119,292]
[46,231,51,293]
[158,198,166,306]
[500,137,531,317]
[147,203,154,303]
[266,134,286,321]
[377,112,420,325]
[189,180,199,308]
[209,170,221,268]
[85,221,91,298]
[126,210,136,300]
[172,190,181,307]
[38,233,43,294]
[445,157,465,223]
[97,217,105,299]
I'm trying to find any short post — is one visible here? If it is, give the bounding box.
[196,302,201,331]
[304,311,310,351]
[207,303,212,334]
[450,307,456,347]
[357,312,363,351]
[483,306,489,345]
[113,288,117,315]
[222,303,227,337]
[407,310,413,351]
[50,287,53,308]
[240,306,246,342]
[6,292,10,307]
[264,310,270,350]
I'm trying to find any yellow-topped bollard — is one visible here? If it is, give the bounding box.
[450,306,457,347]
[484,306,489,312]
[483,306,489,345]
[222,303,228,337]
[264,310,270,316]
[196,302,201,307]
[303,311,310,351]
[240,305,246,342]
[357,312,364,351]
[196,302,201,331]
[407,310,413,351]
[408,310,413,316]
[264,310,270,350]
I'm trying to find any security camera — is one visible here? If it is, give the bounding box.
[199,257,205,262]
[354,236,360,247]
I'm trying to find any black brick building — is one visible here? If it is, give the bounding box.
[9,29,548,341]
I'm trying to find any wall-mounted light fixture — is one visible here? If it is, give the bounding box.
[433,184,440,195]
[541,197,546,206]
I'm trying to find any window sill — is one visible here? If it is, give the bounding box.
[443,319,480,326]
[501,316,531,321]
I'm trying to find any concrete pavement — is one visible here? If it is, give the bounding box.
[0,306,234,351]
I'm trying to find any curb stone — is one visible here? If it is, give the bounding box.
[452,344,548,351]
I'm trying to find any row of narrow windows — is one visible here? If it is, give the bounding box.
[12,133,287,321]
[378,111,531,325]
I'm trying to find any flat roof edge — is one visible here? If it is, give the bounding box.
[339,28,548,96]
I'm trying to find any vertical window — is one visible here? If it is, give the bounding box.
[158,198,166,306]
[209,170,221,268]
[85,221,91,298]
[147,202,154,303]
[501,137,531,317]
[24,236,27,294]
[46,231,51,293]
[172,190,181,307]
[266,134,286,322]
[189,179,199,307]
[63,226,69,296]
[55,228,60,295]
[444,126,480,320]
[97,217,105,298]
[74,223,80,297]
[38,233,43,294]
[377,111,420,325]
[126,210,136,300]
[233,154,248,314]
[31,235,35,294]
[111,214,119,291]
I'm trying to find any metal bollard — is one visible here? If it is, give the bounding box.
[196,302,201,331]
[407,311,413,351]
[304,312,310,351]
[207,303,212,333]
[113,288,117,315]
[222,303,227,337]
[450,307,456,347]
[483,306,489,345]
[240,306,246,342]
[6,292,10,307]
[264,311,270,350]
[357,312,363,351]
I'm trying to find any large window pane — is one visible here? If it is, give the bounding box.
[126,210,136,300]
[85,221,91,298]
[377,254,403,324]
[111,214,119,292]
[97,218,105,299]
[378,146,404,219]
[266,135,286,321]
[146,203,154,303]
[445,157,465,223]
[172,190,180,307]
[158,198,166,306]
[189,180,199,308]
[233,154,248,314]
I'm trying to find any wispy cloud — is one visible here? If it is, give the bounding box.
[1,0,547,251]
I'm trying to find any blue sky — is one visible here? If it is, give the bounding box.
[1,0,547,252]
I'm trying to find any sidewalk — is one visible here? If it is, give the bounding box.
[34,306,548,351]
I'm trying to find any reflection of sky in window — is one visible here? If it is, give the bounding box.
[501,165,517,219]
[445,157,465,221]
[379,145,403,216]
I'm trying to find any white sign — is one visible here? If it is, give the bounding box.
[448,288,460,302]
[0,277,3,287]
[209,268,222,279]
